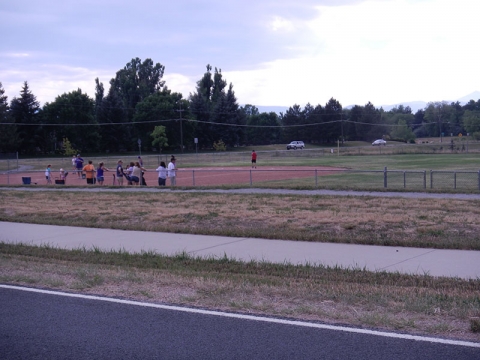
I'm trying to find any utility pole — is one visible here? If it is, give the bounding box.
[176,102,184,153]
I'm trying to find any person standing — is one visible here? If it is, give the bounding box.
[156,161,167,186]
[116,160,124,186]
[124,162,135,185]
[131,162,144,186]
[75,155,84,178]
[45,164,52,184]
[71,155,77,173]
[96,162,110,186]
[251,150,257,169]
[167,157,177,186]
[82,160,95,184]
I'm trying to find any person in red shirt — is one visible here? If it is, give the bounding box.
[251,150,257,169]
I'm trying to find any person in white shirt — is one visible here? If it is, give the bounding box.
[156,161,167,186]
[125,162,134,185]
[71,156,77,173]
[167,158,177,186]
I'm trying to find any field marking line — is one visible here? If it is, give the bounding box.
[1,284,479,349]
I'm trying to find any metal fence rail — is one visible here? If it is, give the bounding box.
[3,167,480,191]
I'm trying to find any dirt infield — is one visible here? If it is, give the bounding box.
[0,166,344,187]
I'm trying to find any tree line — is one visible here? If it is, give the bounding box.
[1,57,480,155]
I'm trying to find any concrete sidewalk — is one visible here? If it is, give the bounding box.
[1,221,479,279]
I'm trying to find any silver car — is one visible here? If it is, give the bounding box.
[287,141,305,150]
[372,139,386,146]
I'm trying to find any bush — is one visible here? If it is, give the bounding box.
[62,137,78,157]
[213,140,226,151]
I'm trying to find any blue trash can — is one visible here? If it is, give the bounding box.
[22,177,31,185]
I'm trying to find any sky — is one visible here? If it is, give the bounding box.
[1,0,480,109]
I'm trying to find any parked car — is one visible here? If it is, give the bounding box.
[372,139,386,146]
[286,141,305,150]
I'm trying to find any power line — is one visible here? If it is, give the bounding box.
[1,118,440,129]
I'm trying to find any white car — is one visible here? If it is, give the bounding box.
[372,139,386,146]
[286,141,305,150]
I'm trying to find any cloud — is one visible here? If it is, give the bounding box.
[269,16,296,32]
[1,0,479,108]
[0,63,113,105]
[225,0,480,107]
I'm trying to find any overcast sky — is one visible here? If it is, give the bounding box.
[1,0,480,109]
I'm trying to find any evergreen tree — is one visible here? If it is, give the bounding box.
[281,104,303,142]
[323,98,343,143]
[10,81,40,153]
[95,77,132,152]
[303,104,326,143]
[190,65,244,149]
[0,82,19,152]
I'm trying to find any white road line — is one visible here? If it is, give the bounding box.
[2,284,479,348]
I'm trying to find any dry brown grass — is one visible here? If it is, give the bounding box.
[1,249,479,342]
[1,190,480,249]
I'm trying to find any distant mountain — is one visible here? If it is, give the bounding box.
[377,91,480,113]
[249,91,480,115]
[456,91,480,104]
[376,101,427,113]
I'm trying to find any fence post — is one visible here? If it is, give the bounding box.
[430,170,433,189]
[249,169,252,186]
[315,169,318,187]
[478,170,480,191]
[454,172,456,189]
[403,171,406,188]
[423,171,426,189]
[384,167,387,188]
[192,170,195,187]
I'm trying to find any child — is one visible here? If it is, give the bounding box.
[156,161,167,186]
[59,168,68,180]
[45,164,52,184]
[96,162,110,186]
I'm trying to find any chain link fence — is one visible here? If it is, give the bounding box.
[2,167,480,191]
[2,144,480,190]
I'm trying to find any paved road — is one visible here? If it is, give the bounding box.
[1,286,478,360]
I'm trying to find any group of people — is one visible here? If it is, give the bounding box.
[114,158,146,186]
[45,164,68,184]
[115,155,177,186]
[62,155,110,185]
[50,154,178,186]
